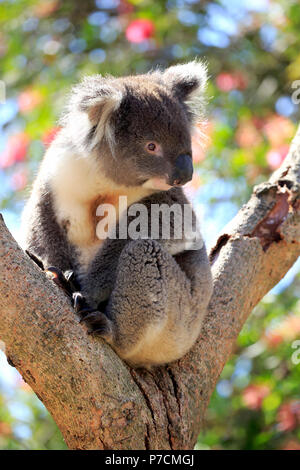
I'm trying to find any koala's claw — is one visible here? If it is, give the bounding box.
[46,266,77,297]
[72,292,89,315]
[72,292,112,340]
[26,250,44,270]
[72,292,97,318]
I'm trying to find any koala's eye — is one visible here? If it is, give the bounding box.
[145,141,162,156]
[147,142,156,152]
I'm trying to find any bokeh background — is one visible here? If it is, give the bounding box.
[0,0,300,450]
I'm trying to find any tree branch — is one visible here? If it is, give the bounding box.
[0,127,299,450]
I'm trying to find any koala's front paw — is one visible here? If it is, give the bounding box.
[46,267,78,297]
[80,311,113,341]
[72,292,113,342]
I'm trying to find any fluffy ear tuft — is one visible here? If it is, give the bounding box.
[162,60,208,122]
[62,76,123,151]
[78,84,122,125]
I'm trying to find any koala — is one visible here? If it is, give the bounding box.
[21,61,213,368]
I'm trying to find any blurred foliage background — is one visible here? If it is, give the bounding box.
[0,0,299,450]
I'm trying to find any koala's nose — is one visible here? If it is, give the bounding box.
[170,154,193,186]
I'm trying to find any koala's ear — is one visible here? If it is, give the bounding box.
[78,83,122,127]
[162,61,208,122]
[65,76,123,150]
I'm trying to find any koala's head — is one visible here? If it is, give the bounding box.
[63,61,208,191]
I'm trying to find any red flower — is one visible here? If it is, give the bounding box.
[242,384,270,410]
[264,331,284,348]
[0,133,29,168]
[126,19,154,43]
[277,401,300,432]
[42,126,61,147]
[216,72,248,92]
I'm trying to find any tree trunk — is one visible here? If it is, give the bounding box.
[0,127,299,450]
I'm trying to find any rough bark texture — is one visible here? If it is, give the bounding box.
[0,127,299,450]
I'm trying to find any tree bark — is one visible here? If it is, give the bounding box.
[0,127,299,450]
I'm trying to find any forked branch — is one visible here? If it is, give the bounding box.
[0,126,299,449]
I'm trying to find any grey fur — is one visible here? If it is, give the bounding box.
[23,182,79,271]
[21,61,213,367]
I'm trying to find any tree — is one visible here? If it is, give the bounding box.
[0,124,299,450]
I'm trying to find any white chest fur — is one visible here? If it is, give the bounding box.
[45,148,153,269]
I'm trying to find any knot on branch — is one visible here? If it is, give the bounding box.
[251,188,290,251]
[251,181,300,251]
